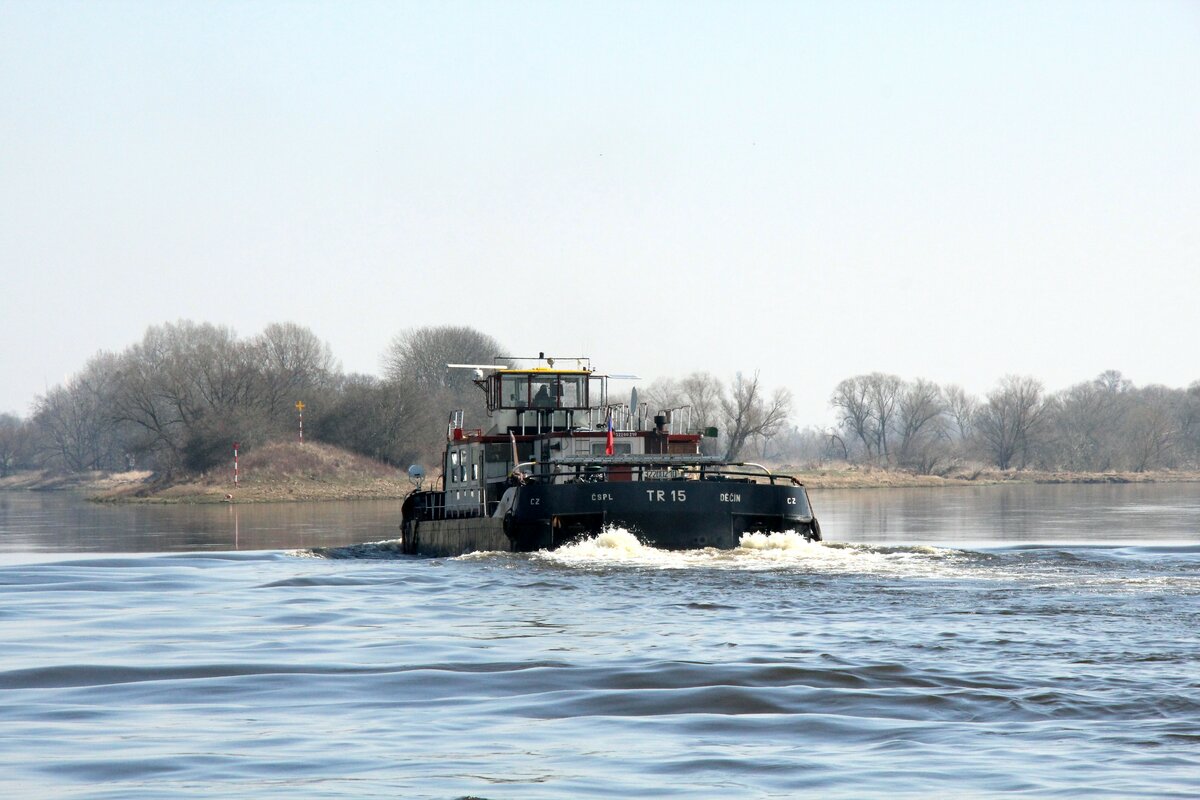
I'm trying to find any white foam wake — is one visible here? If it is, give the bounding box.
[536,526,835,570]
[531,526,977,576]
[738,531,818,551]
[545,527,674,565]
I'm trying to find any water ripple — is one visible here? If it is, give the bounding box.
[3,515,1200,797]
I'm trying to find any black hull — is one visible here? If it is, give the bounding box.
[402,479,819,556]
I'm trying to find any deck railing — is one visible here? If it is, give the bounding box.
[513,456,803,487]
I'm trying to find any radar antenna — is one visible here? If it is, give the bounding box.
[406,464,425,488]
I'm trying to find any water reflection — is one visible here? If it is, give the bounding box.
[812,482,1200,544]
[0,492,403,554]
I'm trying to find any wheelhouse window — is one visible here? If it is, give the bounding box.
[495,372,592,410]
[501,374,528,408]
[559,375,586,408]
[530,377,555,408]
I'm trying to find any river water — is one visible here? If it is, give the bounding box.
[1,484,1198,798]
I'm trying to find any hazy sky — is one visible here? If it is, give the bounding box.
[2,1,1198,426]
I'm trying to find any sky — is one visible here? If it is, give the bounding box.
[2,0,1198,427]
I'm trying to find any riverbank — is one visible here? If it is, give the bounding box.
[3,450,1198,503]
[786,464,1200,489]
[0,442,414,503]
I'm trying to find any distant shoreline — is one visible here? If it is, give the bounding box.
[0,441,417,504]
[786,466,1200,490]
[0,469,414,504]
[3,463,1198,504]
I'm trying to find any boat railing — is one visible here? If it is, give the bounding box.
[410,490,496,522]
[578,404,696,435]
[513,456,803,487]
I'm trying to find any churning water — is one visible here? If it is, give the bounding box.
[1,486,1199,798]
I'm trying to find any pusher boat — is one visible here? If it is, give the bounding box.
[400,355,820,556]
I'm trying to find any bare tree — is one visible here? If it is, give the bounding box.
[721,371,792,461]
[1124,386,1179,472]
[669,371,724,452]
[1049,371,1131,470]
[0,414,32,477]
[1096,369,1133,395]
[894,378,948,471]
[313,373,429,465]
[770,424,844,466]
[251,322,339,419]
[179,322,260,416]
[109,326,187,467]
[865,373,903,464]
[1178,381,1200,465]
[31,353,124,472]
[975,375,1047,469]
[382,326,503,435]
[108,321,266,473]
[942,384,978,442]
[640,377,682,416]
[831,375,874,460]
[679,372,724,428]
[383,326,500,392]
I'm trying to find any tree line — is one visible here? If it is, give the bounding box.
[638,372,792,461]
[0,321,802,477]
[0,321,500,478]
[813,370,1200,474]
[2,323,1198,478]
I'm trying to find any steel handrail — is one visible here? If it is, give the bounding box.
[512,460,803,487]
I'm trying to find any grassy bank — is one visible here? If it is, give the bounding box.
[4,447,1199,504]
[1,442,414,503]
[99,441,415,503]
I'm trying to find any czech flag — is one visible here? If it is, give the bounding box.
[605,409,615,455]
